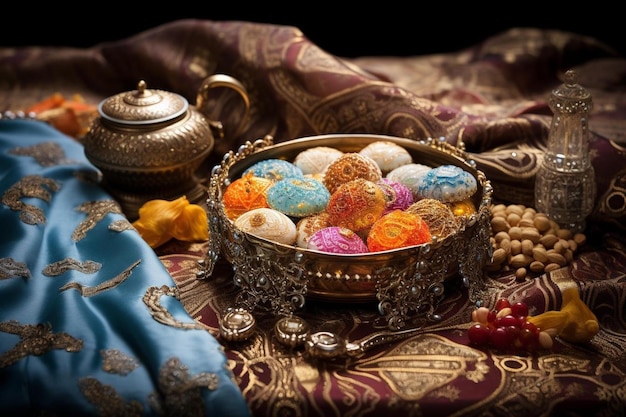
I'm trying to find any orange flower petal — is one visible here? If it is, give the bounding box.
[132,196,190,248]
[170,203,209,242]
[132,219,172,248]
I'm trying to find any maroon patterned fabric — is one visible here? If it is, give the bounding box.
[2,19,625,416]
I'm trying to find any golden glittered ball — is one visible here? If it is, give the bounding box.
[323,153,382,195]
[326,178,386,232]
[405,198,460,239]
[447,198,477,217]
[222,172,273,220]
[367,210,432,252]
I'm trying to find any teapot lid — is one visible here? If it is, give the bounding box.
[98,80,189,125]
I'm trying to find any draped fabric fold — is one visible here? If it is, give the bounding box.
[1,20,624,231]
[0,120,251,417]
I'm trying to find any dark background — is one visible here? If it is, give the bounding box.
[1,6,622,57]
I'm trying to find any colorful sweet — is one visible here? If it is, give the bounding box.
[366,210,432,252]
[222,172,273,220]
[293,146,344,175]
[377,178,414,214]
[307,226,369,254]
[359,140,413,174]
[233,207,297,245]
[243,158,304,181]
[416,164,477,202]
[266,177,330,217]
[326,178,387,232]
[295,212,332,248]
[447,198,477,217]
[323,153,382,195]
[227,141,482,256]
[386,163,432,199]
[405,198,459,239]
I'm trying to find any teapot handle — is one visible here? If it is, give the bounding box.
[196,74,251,140]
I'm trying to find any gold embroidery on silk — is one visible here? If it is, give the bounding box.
[60,259,141,297]
[0,320,83,368]
[72,200,123,241]
[142,285,204,330]
[160,252,213,320]
[465,360,490,383]
[488,354,569,411]
[355,334,488,401]
[8,141,69,166]
[101,349,140,375]
[109,219,134,232]
[79,377,144,417]
[1,174,60,225]
[148,357,219,416]
[219,333,318,415]
[537,353,590,373]
[0,257,31,280]
[42,258,102,277]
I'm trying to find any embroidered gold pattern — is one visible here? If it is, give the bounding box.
[42,258,102,277]
[1,174,60,225]
[8,141,70,166]
[0,257,30,280]
[356,334,488,401]
[60,259,141,297]
[109,219,135,232]
[148,357,218,416]
[0,320,83,368]
[143,285,204,330]
[79,377,144,417]
[101,349,140,375]
[72,200,123,241]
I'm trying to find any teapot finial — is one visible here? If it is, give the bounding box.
[137,80,147,95]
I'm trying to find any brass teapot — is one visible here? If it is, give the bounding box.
[83,75,250,220]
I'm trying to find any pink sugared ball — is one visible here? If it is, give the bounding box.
[307,226,369,254]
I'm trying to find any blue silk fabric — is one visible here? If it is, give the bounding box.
[0,120,250,416]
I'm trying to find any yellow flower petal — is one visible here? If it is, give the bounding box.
[171,203,209,242]
[132,219,173,248]
[132,196,190,248]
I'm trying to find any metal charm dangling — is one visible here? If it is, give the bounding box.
[219,307,256,342]
[273,316,310,349]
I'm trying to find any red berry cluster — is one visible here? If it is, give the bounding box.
[467,298,553,351]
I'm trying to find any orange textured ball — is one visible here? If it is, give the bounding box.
[326,178,386,232]
[222,172,273,220]
[367,210,432,252]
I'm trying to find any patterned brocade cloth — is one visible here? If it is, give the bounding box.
[1,20,626,417]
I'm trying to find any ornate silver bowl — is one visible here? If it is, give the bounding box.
[199,134,493,331]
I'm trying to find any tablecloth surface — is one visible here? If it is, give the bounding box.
[1,19,625,417]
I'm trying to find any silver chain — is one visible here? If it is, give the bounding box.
[0,110,37,120]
